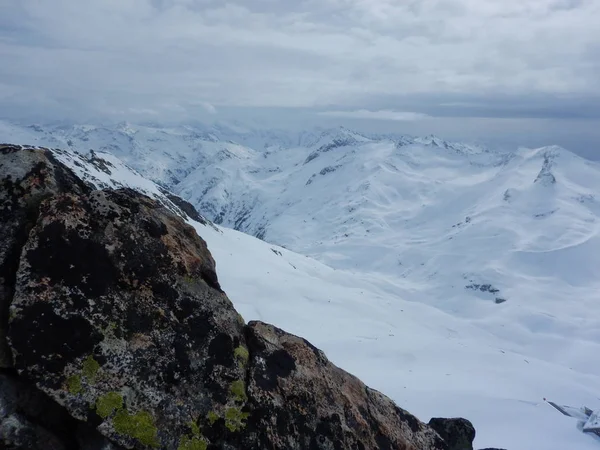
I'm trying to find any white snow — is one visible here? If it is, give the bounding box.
[584,410,600,432]
[3,122,600,449]
[194,222,600,450]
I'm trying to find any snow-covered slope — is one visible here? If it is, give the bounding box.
[5,142,598,449]
[8,122,600,345]
[0,121,298,189]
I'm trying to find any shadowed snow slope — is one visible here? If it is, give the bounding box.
[3,123,600,449]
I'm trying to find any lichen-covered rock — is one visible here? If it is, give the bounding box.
[7,187,245,449]
[428,418,475,450]
[236,321,447,450]
[0,144,89,368]
[0,372,119,450]
[1,145,478,450]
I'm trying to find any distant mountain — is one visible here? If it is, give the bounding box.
[5,120,600,322]
[2,136,600,449]
[3,144,459,450]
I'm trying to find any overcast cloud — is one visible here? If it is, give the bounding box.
[0,0,599,154]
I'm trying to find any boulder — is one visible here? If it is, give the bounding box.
[8,186,243,449]
[428,418,476,450]
[1,145,475,449]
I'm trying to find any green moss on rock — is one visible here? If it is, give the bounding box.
[234,346,249,365]
[113,409,159,448]
[207,411,219,425]
[82,355,100,383]
[224,407,249,432]
[189,420,201,436]
[178,435,207,450]
[229,380,247,403]
[96,392,124,418]
[66,375,82,394]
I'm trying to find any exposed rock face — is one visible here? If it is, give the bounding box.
[1,145,476,450]
[1,368,123,450]
[242,322,446,450]
[9,186,243,449]
[0,144,90,368]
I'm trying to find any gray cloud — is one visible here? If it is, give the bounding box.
[318,110,431,121]
[350,92,600,120]
[0,0,599,153]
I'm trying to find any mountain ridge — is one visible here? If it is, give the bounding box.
[3,122,600,323]
[1,139,599,449]
[2,144,465,450]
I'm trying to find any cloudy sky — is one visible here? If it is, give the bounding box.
[1,0,599,155]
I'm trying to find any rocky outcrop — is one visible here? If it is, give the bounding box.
[0,145,90,368]
[0,145,476,449]
[241,322,445,450]
[428,418,475,450]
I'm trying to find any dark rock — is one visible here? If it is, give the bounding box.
[465,284,499,295]
[0,411,68,450]
[319,165,340,176]
[0,371,74,449]
[0,144,90,368]
[162,191,207,225]
[242,322,447,450]
[428,417,476,450]
[534,153,556,185]
[304,151,319,164]
[8,187,241,449]
[0,145,486,450]
[77,422,126,450]
[0,370,121,450]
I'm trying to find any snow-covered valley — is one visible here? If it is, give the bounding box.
[3,122,600,449]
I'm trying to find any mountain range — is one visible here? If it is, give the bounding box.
[2,120,600,449]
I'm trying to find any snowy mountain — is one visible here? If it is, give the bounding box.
[4,121,600,323]
[3,125,600,449]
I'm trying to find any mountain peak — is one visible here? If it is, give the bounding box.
[1,126,598,449]
[115,121,136,134]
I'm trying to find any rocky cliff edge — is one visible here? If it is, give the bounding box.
[0,145,480,450]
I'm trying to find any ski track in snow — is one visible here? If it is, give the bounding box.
[2,121,600,449]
